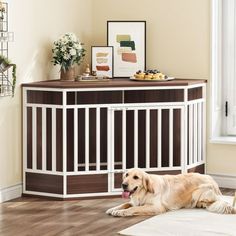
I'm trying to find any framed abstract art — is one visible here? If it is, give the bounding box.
[107,21,146,78]
[91,46,113,78]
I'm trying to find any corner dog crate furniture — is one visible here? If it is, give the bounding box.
[22,79,206,199]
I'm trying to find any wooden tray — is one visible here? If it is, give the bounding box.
[76,75,110,82]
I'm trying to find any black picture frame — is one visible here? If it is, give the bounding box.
[107,21,146,78]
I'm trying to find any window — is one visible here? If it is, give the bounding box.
[211,0,236,143]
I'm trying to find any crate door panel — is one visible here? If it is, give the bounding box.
[111,107,183,191]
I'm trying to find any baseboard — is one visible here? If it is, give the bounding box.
[0,183,22,203]
[209,173,236,189]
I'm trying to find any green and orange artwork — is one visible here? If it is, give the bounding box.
[116,34,137,63]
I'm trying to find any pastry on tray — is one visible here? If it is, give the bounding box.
[144,73,153,79]
[134,72,145,79]
[134,70,168,80]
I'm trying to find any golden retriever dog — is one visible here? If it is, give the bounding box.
[106,168,236,217]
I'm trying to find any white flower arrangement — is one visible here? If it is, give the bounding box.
[52,32,85,71]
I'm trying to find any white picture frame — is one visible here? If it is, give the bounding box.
[91,46,113,78]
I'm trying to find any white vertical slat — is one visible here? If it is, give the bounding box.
[96,108,100,171]
[203,85,206,164]
[107,108,112,193]
[122,109,126,170]
[194,104,198,164]
[183,88,188,174]
[51,108,56,172]
[180,107,185,171]
[146,109,150,168]
[111,110,115,189]
[198,103,202,162]
[32,106,36,170]
[62,91,67,196]
[169,109,173,168]
[23,88,27,192]
[189,104,193,165]
[42,107,46,171]
[134,109,138,168]
[74,108,78,172]
[62,108,67,173]
[158,109,162,168]
[85,108,89,171]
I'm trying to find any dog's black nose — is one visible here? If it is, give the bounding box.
[122,183,128,190]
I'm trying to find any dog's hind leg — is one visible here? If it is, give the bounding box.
[191,184,217,208]
[192,184,235,214]
[207,200,236,214]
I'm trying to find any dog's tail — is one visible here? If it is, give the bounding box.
[207,193,236,214]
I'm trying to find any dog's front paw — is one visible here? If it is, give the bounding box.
[111,209,133,217]
[106,207,117,215]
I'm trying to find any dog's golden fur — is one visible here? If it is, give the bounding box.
[106,168,236,217]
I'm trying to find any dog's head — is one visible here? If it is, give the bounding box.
[121,168,154,198]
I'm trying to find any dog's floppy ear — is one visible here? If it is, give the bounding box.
[143,173,154,193]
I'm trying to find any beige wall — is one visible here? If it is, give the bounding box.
[0,0,92,188]
[91,0,210,79]
[1,0,235,189]
[91,0,236,176]
[207,143,236,175]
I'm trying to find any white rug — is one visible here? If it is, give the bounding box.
[119,196,236,236]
